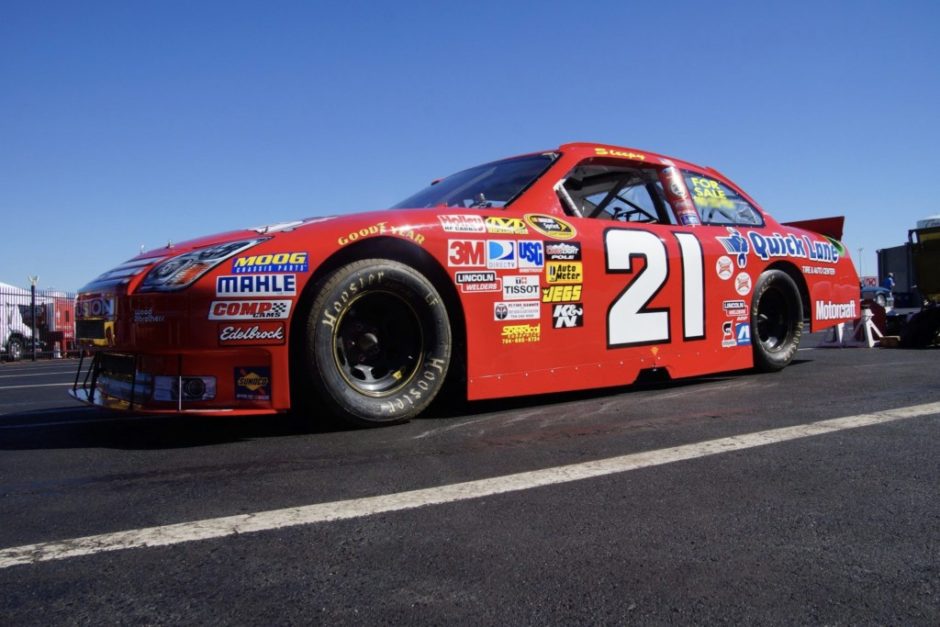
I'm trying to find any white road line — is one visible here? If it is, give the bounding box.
[0,382,73,391]
[1,401,937,570]
[0,370,77,379]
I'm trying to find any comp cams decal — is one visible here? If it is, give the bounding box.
[209,300,292,320]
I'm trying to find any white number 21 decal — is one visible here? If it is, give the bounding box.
[604,230,704,347]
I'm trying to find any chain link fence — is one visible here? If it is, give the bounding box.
[1,284,79,361]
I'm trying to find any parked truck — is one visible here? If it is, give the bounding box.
[900,216,940,347]
[0,282,40,361]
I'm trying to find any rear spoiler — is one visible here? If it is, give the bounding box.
[782,216,844,241]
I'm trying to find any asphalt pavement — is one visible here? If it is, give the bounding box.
[0,340,938,625]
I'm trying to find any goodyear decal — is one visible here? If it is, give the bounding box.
[232,252,308,274]
[337,222,425,246]
[524,214,576,240]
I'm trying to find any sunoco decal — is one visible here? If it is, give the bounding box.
[235,367,271,401]
[216,274,296,297]
[524,214,577,240]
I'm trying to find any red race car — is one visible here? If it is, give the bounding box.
[72,143,860,426]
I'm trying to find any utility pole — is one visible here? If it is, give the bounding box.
[28,275,38,361]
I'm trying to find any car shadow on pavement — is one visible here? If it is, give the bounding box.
[0,361,813,451]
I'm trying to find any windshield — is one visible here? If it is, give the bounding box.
[391,153,557,209]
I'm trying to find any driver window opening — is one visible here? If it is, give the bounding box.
[555,160,678,225]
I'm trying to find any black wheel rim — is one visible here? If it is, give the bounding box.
[333,291,423,396]
[756,287,791,351]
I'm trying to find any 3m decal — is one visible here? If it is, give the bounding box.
[545,261,583,284]
[494,301,540,321]
[516,241,544,271]
[438,215,486,233]
[216,274,297,297]
[552,303,583,328]
[234,367,271,401]
[219,323,286,346]
[501,323,540,344]
[544,241,581,261]
[232,252,308,274]
[524,214,577,240]
[487,240,517,269]
[447,240,485,267]
[208,300,292,320]
[605,230,705,347]
[502,275,540,300]
[485,216,528,234]
[542,284,582,303]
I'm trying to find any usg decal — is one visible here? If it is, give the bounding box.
[209,300,292,320]
[516,241,544,271]
[216,274,296,297]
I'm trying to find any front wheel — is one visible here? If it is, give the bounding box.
[303,259,452,427]
[751,270,803,372]
[7,337,24,361]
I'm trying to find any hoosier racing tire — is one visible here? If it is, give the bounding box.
[304,259,452,427]
[751,270,803,372]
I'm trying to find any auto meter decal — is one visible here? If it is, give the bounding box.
[524,214,576,240]
[209,300,292,320]
[545,262,583,284]
[234,367,271,401]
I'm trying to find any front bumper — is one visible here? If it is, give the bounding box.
[70,350,283,416]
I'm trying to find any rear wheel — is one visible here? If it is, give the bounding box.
[304,259,451,427]
[751,270,803,372]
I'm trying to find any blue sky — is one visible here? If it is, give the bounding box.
[2,0,938,290]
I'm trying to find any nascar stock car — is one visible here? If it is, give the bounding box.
[71,142,860,426]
